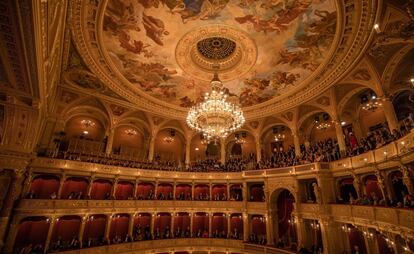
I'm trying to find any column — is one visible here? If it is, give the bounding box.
[57,174,66,199]
[208,213,212,237]
[105,128,115,155]
[227,214,231,238]
[242,182,248,202]
[209,182,212,200]
[151,213,155,236]
[171,213,175,236]
[243,213,249,242]
[111,178,119,199]
[266,213,274,245]
[21,171,33,197]
[382,97,398,131]
[3,215,22,254]
[191,181,195,200]
[105,214,112,240]
[292,129,301,157]
[44,217,56,253]
[190,213,194,237]
[320,218,347,254]
[334,120,346,154]
[352,173,362,198]
[0,170,24,250]
[226,181,230,200]
[220,139,226,164]
[87,176,95,198]
[128,214,134,237]
[78,217,87,248]
[375,171,388,204]
[173,181,177,200]
[294,216,306,248]
[148,134,156,161]
[255,140,262,162]
[154,180,159,199]
[134,179,139,199]
[185,139,191,166]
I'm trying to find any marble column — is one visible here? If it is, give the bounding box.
[78,217,87,248]
[128,214,134,237]
[190,213,194,237]
[185,140,191,166]
[266,213,274,245]
[44,217,56,253]
[105,215,112,240]
[382,98,399,131]
[255,140,262,162]
[148,134,156,161]
[111,178,119,199]
[334,120,346,154]
[243,213,249,242]
[292,129,301,157]
[105,128,115,155]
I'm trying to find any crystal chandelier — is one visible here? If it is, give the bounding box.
[81,119,95,128]
[163,136,175,143]
[315,113,331,130]
[186,73,245,141]
[316,122,331,130]
[361,94,382,111]
[125,128,138,136]
[274,133,286,141]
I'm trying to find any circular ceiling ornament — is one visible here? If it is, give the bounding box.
[175,25,257,82]
[196,37,236,60]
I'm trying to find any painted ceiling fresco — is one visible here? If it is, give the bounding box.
[103,0,337,107]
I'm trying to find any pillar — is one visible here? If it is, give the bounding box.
[401,165,414,195]
[134,179,139,199]
[191,181,195,200]
[243,213,249,241]
[294,216,306,248]
[57,174,66,199]
[320,218,347,254]
[292,129,301,157]
[128,214,134,237]
[227,214,231,238]
[208,213,212,237]
[148,134,156,161]
[111,178,119,199]
[209,182,212,200]
[105,215,112,240]
[21,171,33,197]
[185,139,191,166]
[190,213,194,237]
[154,180,159,199]
[87,176,94,198]
[78,217,87,248]
[334,120,346,154]
[266,213,274,245]
[44,217,56,253]
[3,216,22,254]
[382,98,398,131]
[242,182,248,202]
[105,128,115,155]
[220,139,226,164]
[226,181,230,200]
[375,170,388,204]
[170,213,175,236]
[352,173,362,199]
[0,170,24,251]
[255,140,262,162]
[351,119,364,139]
[173,181,177,200]
[150,213,155,236]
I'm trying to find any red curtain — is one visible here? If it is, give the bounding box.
[175,184,191,198]
[14,218,49,251]
[212,214,227,233]
[230,215,243,234]
[136,183,154,198]
[250,185,264,201]
[134,214,151,228]
[348,229,367,254]
[83,215,106,240]
[174,213,190,231]
[110,215,129,239]
[192,214,208,233]
[377,234,394,254]
[157,183,173,196]
[30,176,60,199]
[154,214,171,231]
[194,185,209,199]
[90,179,112,199]
[365,175,383,199]
[115,181,134,200]
[61,177,88,199]
[277,190,294,238]
[52,216,81,242]
[251,216,266,235]
[212,185,226,196]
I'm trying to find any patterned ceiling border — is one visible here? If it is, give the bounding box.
[70,0,379,120]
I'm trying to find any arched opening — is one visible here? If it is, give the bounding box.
[229,214,243,239]
[90,179,113,200]
[109,214,130,243]
[14,217,50,253]
[194,184,210,201]
[156,183,173,200]
[175,184,192,200]
[29,175,60,199]
[190,134,221,162]
[211,213,227,238]
[133,213,152,241]
[346,225,367,254]
[229,184,243,201]
[154,128,185,164]
[226,131,256,160]
[154,213,172,239]
[173,212,190,238]
[261,125,294,158]
[364,175,383,203]
[389,170,408,203]
[83,214,107,247]
[338,177,358,203]
[270,189,297,249]
[136,182,155,200]
[50,215,81,251]
[61,177,88,199]
[192,212,209,238]
[115,181,134,200]
[250,215,266,245]
[212,184,227,201]
[377,233,395,254]
[249,183,265,202]
[112,125,145,157]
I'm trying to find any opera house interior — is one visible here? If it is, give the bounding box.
[1,0,414,254]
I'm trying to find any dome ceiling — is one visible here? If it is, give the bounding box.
[102,0,337,108]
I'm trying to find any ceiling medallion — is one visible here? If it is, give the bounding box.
[186,73,245,141]
[175,24,257,82]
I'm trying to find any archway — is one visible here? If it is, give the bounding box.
[270,188,297,249]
